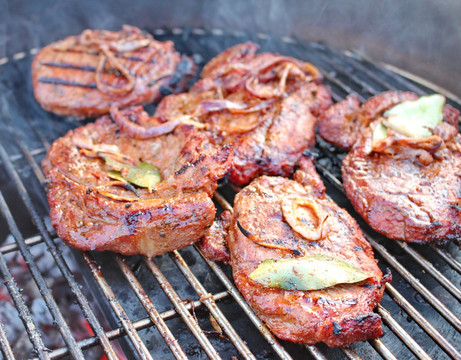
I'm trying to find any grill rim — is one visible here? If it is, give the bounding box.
[0,27,459,360]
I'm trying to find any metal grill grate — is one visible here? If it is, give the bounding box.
[0,28,460,360]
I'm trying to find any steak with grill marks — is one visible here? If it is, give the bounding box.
[340,93,461,243]
[32,25,194,118]
[42,107,232,257]
[228,158,390,347]
[155,42,332,186]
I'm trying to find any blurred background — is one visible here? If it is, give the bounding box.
[1,0,460,96]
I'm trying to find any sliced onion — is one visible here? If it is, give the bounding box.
[200,98,276,115]
[281,197,329,241]
[110,106,192,139]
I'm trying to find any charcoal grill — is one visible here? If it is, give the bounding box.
[0,26,460,360]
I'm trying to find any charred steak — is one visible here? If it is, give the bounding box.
[318,91,418,150]
[228,159,389,347]
[42,107,232,257]
[340,92,461,243]
[155,42,332,186]
[32,25,194,118]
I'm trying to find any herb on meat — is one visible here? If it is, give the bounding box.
[104,157,161,191]
[249,253,371,291]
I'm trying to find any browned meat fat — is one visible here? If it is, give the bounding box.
[318,91,418,150]
[229,160,389,347]
[155,42,333,186]
[198,210,232,264]
[42,107,232,257]
[32,25,194,118]
[341,93,461,243]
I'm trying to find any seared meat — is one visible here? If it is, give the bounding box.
[32,25,194,118]
[229,161,389,347]
[318,91,418,150]
[198,210,231,263]
[342,94,461,243]
[155,42,332,186]
[42,107,232,257]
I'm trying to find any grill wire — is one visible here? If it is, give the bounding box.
[0,28,460,360]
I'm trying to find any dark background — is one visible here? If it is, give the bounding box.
[1,0,461,97]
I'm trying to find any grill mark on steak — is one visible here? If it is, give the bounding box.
[32,25,195,118]
[38,77,98,89]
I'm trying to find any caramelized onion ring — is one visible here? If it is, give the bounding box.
[281,197,329,241]
[110,106,196,139]
[96,44,136,95]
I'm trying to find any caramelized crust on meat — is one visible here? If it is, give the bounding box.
[32,25,194,118]
[229,165,389,347]
[42,108,232,256]
[155,42,332,186]
[318,91,418,150]
[198,210,231,263]
[343,116,461,243]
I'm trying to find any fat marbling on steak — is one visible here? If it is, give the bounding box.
[33,25,194,118]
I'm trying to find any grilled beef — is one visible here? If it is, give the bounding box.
[318,91,418,150]
[42,107,232,257]
[198,210,231,264]
[155,42,332,186]
[341,93,461,243]
[228,159,389,347]
[32,25,194,118]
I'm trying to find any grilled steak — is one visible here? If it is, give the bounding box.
[42,107,232,257]
[155,42,332,186]
[318,91,418,150]
[229,159,389,347]
[32,25,194,118]
[341,93,461,243]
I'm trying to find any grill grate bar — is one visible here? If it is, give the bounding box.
[0,235,43,254]
[0,194,49,360]
[370,339,398,360]
[144,257,223,359]
[341,347,362,360]
[0,143,85,358]
[367,234,461,333]
[82,252,153,360]
[8,147,46,163]
[316,160,461,358]
[376,305,431,360]
[0,320,14,360]
[304,345,328,359]
[321,47,426,97]
[37,291,230,360]
[114,254,189,360]
[0,126,124,360]
[431,245,461,274]
[321,72,367,102]
[170,250,257,360]
[385,283,460,359]
[395,242,461,301]
[195,243,296,360]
